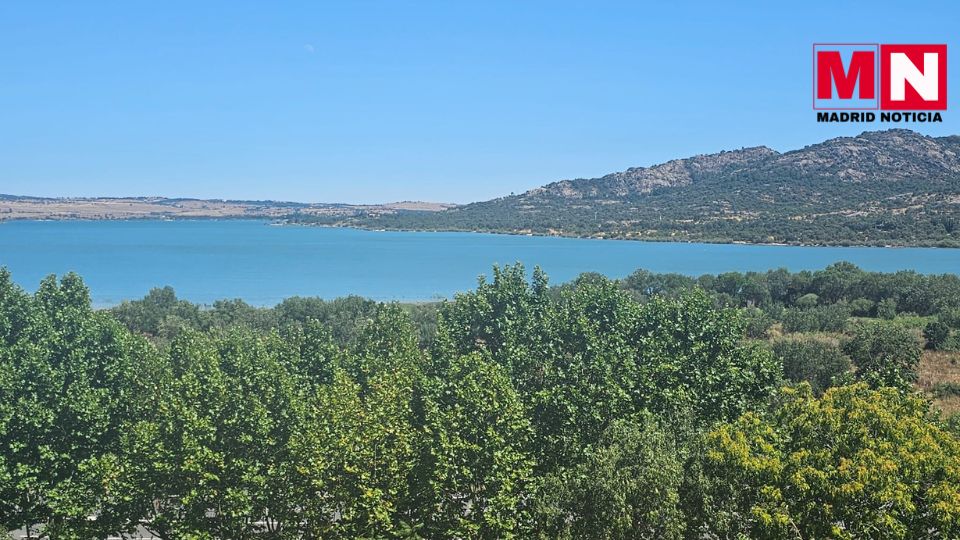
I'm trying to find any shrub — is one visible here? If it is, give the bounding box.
[773,337,851,395]
[844,321,922,390]
[933,381,960,399]
[876,297,898,319]
[924,320,952,350]
[781,303,851,334]
[782,308,818,333]
[819,302,853,332]
[941,307,960,330]
[849,297,875,316]
[796,293,819,308]
[741,307,774,339]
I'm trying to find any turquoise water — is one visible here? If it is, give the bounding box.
[0,220,957,306]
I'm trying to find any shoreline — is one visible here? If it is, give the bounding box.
[284,221,958,250]
[3,215,958,249]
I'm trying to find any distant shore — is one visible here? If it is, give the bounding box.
[3,191,958,250]
[0,194,454,222]
[285,221,958,249]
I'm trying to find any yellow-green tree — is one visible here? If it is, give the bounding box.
[291,305,424,538]
[700,383,960,539]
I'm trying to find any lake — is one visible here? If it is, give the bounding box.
[0,219,958,306]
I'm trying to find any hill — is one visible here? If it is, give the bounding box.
[0,195,454,221]
[296,129,960,247]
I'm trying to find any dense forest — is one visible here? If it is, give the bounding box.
[3,262,960,538]
[289,130,960,247]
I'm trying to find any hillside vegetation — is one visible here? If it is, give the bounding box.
[297,129,960,247]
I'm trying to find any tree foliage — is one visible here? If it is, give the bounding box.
[844,321,922,391]
[701,384,960,539]
[2,265,960,538]
[773,337,851,395]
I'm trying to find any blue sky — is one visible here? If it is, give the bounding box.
[1,1,958,204]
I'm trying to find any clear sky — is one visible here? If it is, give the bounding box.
[1,1,958,204]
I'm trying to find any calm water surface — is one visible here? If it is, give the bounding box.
[0,220,957,306]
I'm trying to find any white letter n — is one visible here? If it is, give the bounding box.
[889,52,939,101]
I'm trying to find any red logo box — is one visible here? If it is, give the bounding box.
[880,44,947,110]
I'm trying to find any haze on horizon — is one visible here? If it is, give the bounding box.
[2,1,958,205]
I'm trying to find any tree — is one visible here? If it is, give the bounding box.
[876,297,898,319]
[843,321,922,390]
[849,297,874,316]
[439,267,781,477]
[632,291,782,425]
[742,307,774,339]
[115,330,302,539]
[438,264,551,398]
[110,285,203,339]
[292,305,424,538]
[0,272,144,538]
[924,320,952,350]
[275,295,380,344]
[699,384,960,538]
[810,262,862,304]
[773,337,851,395]
[413,352,533,538]
[533,414,685,540]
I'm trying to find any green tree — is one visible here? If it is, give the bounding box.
[877,297,898,319]
[116,330,302,539]
[924,320,952,350]
[533,414,685,540]
[796,293,819,308]
[439,266,781,477]
[413,351,533,538]
[811,262,862,304]
[849,297,875,316]
[292,305,424,538]
[773,337,851,395]
[110,285,203,339]
[0,272,144,538]
[843,321,922,390]
[632,291,782,425]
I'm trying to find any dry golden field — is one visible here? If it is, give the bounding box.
[918,350,960,416]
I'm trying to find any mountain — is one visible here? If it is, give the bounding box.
[529,145,779,199]
[297,129,960,247]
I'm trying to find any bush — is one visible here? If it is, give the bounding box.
[850,297,875,316]
[796,293,819,308]
[773,337,851,395]
[782,308,816,333]
[924,320,952,350]
[781,303,851,334]
[741,307,774,339]
[819,302,853,332]
[946,414,960,438]
[844,321,922,390]
[933,381,960,399]
[941,307,960,330]
[876,297,898,319]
